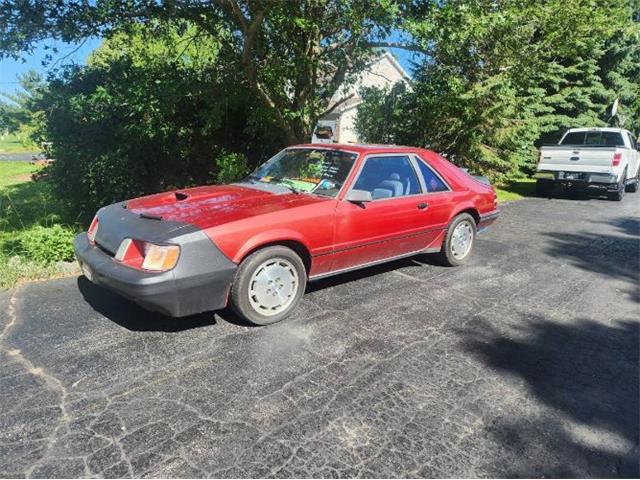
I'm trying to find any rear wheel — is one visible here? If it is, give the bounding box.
[625,179,638,193]
[231,246,307,325]
[609,172,626,201]
[440,213,477,267]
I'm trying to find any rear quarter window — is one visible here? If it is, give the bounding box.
[416,159,449,192]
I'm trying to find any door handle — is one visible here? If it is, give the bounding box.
[417,202,429,210]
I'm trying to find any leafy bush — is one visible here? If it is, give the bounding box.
[0,253,78,289]
[0,162,79,288]
[215,151,249,184]
[17,225,75,264]
[356,0,639,182]
[35,24,283,222]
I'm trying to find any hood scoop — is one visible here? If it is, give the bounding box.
[139,212,163,221]
[125,184,279,225]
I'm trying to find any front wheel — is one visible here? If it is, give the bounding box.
[231,246,307,325]
[439,213,477,267]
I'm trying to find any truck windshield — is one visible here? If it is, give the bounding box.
[560,131,625,147]
[247,148,357,197]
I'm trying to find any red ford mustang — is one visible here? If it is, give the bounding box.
[74,144,499,324]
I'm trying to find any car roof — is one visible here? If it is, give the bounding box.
[290,143,425,155]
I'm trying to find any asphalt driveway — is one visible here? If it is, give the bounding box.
[1,195,638,478]
[0,152,42,162]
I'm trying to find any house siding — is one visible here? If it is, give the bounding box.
[313,52,410,144]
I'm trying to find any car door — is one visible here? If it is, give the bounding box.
[330,154,435,271]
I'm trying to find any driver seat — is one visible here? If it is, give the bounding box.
[373,173,403,199]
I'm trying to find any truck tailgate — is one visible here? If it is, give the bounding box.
[539,146,617,173]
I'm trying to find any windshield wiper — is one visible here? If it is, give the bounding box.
[242,174,261,184]
[273,178,300,194]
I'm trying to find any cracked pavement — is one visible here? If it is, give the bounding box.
[1,195,638,478]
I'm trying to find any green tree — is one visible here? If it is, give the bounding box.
[355,83,413,145]
[35,23,280,220]
[1,0,405,143]
[0,70,46,146]
[356,0,640,181]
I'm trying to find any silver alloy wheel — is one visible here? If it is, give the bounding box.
[248,257,299,316]
[450,220,474,259]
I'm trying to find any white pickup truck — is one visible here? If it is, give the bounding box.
[536,127,639,201]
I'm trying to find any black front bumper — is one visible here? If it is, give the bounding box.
[74,204,237,317]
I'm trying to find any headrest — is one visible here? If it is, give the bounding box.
[389,173,400,181]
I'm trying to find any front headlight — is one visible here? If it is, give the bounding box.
[141,243,180,271]
[114,239,180,272]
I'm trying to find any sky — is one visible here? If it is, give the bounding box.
[0,38,100,96]
[0,37,417,97]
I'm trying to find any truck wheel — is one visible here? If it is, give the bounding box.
[609,173,626,201]
[440,213,476,267]
[536,179,553,197]
[625,180,638,193]
[231,246,307,325]
[608,190,624,201]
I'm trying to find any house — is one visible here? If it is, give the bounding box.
[312,51,411,144]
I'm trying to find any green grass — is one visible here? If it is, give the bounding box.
[0,133,37,153]
[495,179,536,203]
[0,161,79,288]
[0,161,40,187]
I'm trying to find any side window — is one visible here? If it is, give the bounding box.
[629,134,638,151]
[416,158,449,193]
[353,156,421,200]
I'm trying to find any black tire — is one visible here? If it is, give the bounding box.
[608,172,626,201]
[609,189,625,201]
[625,180,638,193]
[536,179,553,197]
[230,245,307,325]
[439,213,477,267]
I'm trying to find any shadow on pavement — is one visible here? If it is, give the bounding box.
[461,315,639,477]
[77,253,447,331]
[543,216,639,302]
[306,253,445,293]
[77,276,217,332]
[606,216,640,238]
[541,184,615,201]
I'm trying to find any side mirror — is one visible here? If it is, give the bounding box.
[345,189,373,203]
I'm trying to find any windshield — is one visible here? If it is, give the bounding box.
[247,148,358,197]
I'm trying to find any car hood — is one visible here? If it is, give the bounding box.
[126,184,331,230]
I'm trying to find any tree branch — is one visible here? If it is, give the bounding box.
[365,41,430,54]
[208,1,297,142]
[318,93,356,119]
[220,0,248,32]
